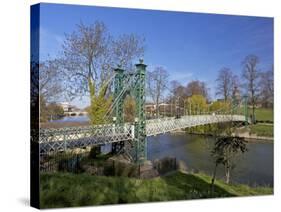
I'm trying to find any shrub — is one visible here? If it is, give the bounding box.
[89,146,101,159]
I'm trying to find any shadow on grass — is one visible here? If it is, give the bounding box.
[40,171,236,209]
[40,173,137,208]
[162,172,236,199]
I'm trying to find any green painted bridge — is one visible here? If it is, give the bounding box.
[39,114,248,153]
[39,60,249,163]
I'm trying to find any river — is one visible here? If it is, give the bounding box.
[148,134,273,186]
[50,115,90,123]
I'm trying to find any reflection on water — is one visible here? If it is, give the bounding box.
[148,134,273,186]
[50,115,89,123]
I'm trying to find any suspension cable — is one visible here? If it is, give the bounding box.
[104,73,135,119]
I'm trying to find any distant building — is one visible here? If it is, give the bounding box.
[59,102,75,112]
[145,102,172,117]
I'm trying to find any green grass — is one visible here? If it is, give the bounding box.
[196,174,272,196]
[254,108,274,122]
[250,124,274,137]
[237,107,273,122]
[40,171,272,208]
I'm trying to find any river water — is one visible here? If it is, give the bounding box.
[148,134,273,186]
[51,115,273,186]
[50,115,90,122]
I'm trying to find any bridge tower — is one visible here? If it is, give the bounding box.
[111,60,147,163]
[133,59,147,163]
[112,66,125,153]
[114,66,125,124]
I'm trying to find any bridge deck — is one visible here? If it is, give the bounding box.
[146,114,247,136]
[39,114,247,153]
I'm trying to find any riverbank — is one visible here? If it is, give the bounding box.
[233,129,273,142]
[181,124,273,142]
[40,171,272,208]
[172,131,273,143]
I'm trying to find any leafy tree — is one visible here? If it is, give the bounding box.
[88,80,112,125]
[211,136,248,187]
[185,95,208,115]
[209,100,230,114]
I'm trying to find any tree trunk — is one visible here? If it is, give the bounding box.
[211,163,218,195]
[252,106,255,124]
[156,98,160,118]
[225,166,230,184]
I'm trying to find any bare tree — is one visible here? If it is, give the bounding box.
[186,80,209,100]
[216,67,235,101]
[61,21,110,98]
[242,55,260,122]
[39,59,63,102]
[112,34,145,71]
[147,67,169,118]
[170,80,181,94]
[231,74,241,100]
[61,21,145,99]
[170,81,187,99]
[259,66,273,108]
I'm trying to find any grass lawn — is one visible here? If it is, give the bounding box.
[40,171,272,208]
[237,107,273,122]
[254,108,274,122]
[250,124,274,137]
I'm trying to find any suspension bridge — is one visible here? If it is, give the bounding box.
[39,59,249,163]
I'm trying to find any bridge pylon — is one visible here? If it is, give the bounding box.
[112,66,125,154]
[111,60,147,163]
[133,59,147,163]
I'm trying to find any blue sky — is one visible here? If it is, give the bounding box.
[38,3,273,108]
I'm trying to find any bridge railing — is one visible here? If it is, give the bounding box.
[39,123,134,153]
[146,114,247,136]
[39,114,249,153]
